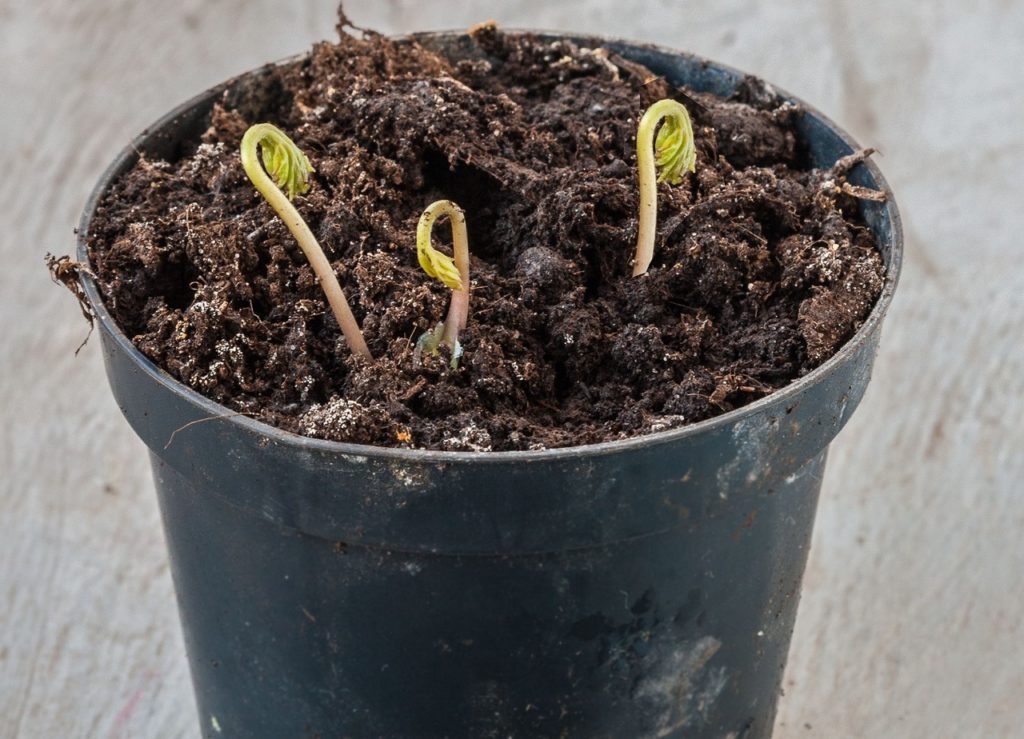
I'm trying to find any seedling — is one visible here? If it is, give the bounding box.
[632,99,697,276]
[240,123,372,360]
[414,200,470,369]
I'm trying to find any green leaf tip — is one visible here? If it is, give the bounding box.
[414,323,463,369]
[241,123,314,201]
[416,200,466,291]
[654,112,696,183]
[641,99,696,185]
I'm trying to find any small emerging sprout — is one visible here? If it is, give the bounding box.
[414,200,470,369]
[632,99,697,277]
[240,123,372,360]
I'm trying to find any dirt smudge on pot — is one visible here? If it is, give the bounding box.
[633,635,726,738]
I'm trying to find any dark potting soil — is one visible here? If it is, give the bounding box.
[79,20,885,451]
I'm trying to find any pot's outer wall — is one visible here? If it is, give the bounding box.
[80,32,902,739]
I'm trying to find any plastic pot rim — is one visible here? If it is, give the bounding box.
[76,29,904,466]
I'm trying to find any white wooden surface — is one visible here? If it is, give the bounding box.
[3,1,1022,736]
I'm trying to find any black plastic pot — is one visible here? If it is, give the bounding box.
[77,32,902,739]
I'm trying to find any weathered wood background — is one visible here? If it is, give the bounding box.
[3,0,1022,736]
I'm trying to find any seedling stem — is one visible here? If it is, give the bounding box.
[415,199,470,368]
[633,99,696,276]
[240,123,372,360]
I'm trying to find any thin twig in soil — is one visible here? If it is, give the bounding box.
[399,328,418,363]
[830,147,877,177]
[164,411,256,449]
[535,399,562,414]
[400,377,428,402]
[246,219,277,242]
[841,182,887,202]
[736,225,768,245]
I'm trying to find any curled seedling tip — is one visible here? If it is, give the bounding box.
[415,200,470,368]
[633,99,696,276]
[240,123,371,360]
[241,123,314,200]
[651,101,696,184]
[417,202,465,291]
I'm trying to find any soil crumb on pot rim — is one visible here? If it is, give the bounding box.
[83,21,886,452]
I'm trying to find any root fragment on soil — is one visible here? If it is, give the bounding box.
[46,253,95,354]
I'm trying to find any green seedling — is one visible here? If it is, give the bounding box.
[632,98,697,276]
[240,123,372,360]
[414,200,470,369]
